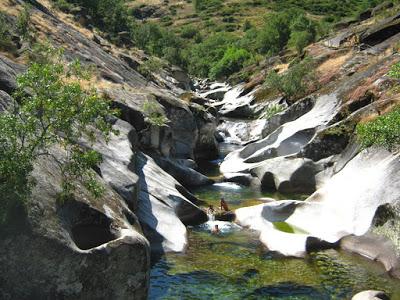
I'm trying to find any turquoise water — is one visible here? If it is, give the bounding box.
[149,144,400,300]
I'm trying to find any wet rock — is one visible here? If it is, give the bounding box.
[223,173,253,186]
[220,94,339,175]
[0,147,150,299]
[341,233,400,277]
[236,148,400,266]
[352,290,390,300]
[215,211,236,222]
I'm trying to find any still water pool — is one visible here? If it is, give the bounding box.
[149,146,400,300]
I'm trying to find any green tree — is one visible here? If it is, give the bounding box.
[0,45,116,225]
[210,47,252,79]
[265,57,315,102]
[256,12,291,55]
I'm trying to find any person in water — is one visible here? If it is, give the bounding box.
[211,224,220,234]
[220,197,229,212]
[207,204,215,215]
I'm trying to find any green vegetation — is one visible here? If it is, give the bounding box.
[356,62,400,150]
[16,3,32,41]
[265,58,316,102]
[142,100,169,127]
[0,44,116,225]
[51,0,388,80]
[356,107,400,150]
[138,57,166,79]
[260,103,286,120]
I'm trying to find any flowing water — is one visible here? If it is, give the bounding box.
[149,143,400,299]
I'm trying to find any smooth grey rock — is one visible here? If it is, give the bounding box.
[352,290,390,300]
[223,172,253,186]
[236,148,400,264]
[341,233,400,276]
[0,148,150,300]
[135,152,207,252]
[0,55,24,94]
[153,155,213,188]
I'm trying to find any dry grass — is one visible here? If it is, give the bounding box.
[317,51,352,74]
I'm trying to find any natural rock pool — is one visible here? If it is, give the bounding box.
[149,150,400,299]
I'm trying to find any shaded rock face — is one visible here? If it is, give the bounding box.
[135,152,207,252]
[0,148,150,300]
[235,148,400,269]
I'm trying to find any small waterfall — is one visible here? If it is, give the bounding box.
[207,211,215,221]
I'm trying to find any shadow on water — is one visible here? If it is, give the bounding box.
[246,282,330,300]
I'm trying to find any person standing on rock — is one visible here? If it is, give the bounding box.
[220,197,229,212]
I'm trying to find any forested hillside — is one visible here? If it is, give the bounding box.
[51,0,393,80]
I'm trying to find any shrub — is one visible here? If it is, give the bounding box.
[138,58,166,79]
[0,44,116,225]
[256,12,291,55]
[209,47,252,79]
[185,32,234,77]
[142,100,169,127]
[265,57,315,102]
[181,26,197,39]
[194,0,223,12]
[16,3,31,41]
[356,107,400,151]
[260,103,286,119]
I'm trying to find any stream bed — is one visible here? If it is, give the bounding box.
[149,144,400,299]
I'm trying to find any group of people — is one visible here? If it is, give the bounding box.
[207,197,230,234]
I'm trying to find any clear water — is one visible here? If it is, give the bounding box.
[149,144,400,300]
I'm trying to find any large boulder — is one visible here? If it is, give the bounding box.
[0,55,24,94]
[352,290,390,300]
[220,94,340,174]
[83,119,140,212]
[235,148,400,274]
[0,148,150,299]
[135,152,207,252]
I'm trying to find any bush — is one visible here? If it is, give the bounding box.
[194,0,223,12]
[142,100,169,127]
[265,57,315,102]
[356,107,400,151]
[0,44,116,225]
[256,12,291,55]
[260,103,286,119]
[185,32,234,78]
[16,3,31,41]
[210,47,252,79]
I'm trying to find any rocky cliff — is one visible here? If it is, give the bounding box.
[0,0,215,298]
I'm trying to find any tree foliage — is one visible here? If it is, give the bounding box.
[356,62,400,151]
[265,58,316,102]
[0,44,116,225]
[356,107,400,151]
